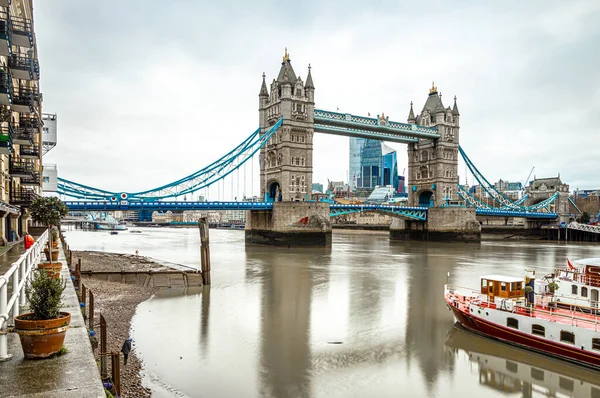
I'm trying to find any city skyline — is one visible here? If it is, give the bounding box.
[35,1,600,200]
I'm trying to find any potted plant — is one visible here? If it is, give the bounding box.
[14,270,71,358]
[30,196,69,272]
[51,228,59,248]
[547,282,559,295]
[523,286,534,306]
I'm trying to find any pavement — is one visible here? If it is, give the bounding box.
[0,240,106,397]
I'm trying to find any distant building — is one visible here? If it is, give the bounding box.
[367,186,396,202]
[312,183,323,193]
[573,189,599,201]
[382,144,400,193]
[349,139,401,196]
[349,138,365,190]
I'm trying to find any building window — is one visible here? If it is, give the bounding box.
[572,285,578,295]
[301,136,305,143]
[582,287,588,297]
[560,331,575,344]
[507,317,518,329]
[532,324,545,337]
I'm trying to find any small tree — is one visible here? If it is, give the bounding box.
[523,286,534,306]
[547,282,559,294]
[26,269,66,320]
[30,196,69,258]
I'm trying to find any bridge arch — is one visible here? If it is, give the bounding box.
[267,180,281,202]
[418,190,434,208]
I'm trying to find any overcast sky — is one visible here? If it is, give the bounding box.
[35,1,600,200]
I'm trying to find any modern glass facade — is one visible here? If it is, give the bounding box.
[349,139,401,195]
[357,139,382,190]
[349,137,365,190]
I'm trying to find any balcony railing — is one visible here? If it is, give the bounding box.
[9,54,39,80]
[18,113,40,129]
[0,10,10,44]
[9,160,35,177]
[12,86,38,112]
[10,187,37,207]
[20,172,41,186]
[12,124,34,145]
[10,16,32,48]
[19,143,39,158]
[0,69,12,103]
[0,124,12,154]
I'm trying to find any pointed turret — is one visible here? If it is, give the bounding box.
[277,48,297,86]
[408,101,416,123]
[259,72,268,97]
[452,96,460,116]
[305,64,314,89]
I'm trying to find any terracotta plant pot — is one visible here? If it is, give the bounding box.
[52,240,58,249]
[43,249,51,262]
[37,262,62,279]
[14,312,71,359]
[51,250,59,262]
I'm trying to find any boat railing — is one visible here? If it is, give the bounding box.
[447,284,600,330]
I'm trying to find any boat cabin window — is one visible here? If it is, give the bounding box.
[592,338,600,351]
[560,331,575,345]
[531,324,545,337]
[481,279,487,287]
[531,367,544,381]
[507,317,519,329]
[572,285,578,295]
[501,282,507,292]
[582,287,588,297]
[559,377,574,392]
[505,360,518,373]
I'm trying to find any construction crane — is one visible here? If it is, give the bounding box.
[523,166,535,189]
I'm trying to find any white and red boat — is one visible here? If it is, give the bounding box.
[445,271,600,369]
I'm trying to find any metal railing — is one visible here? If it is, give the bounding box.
[0,229,49,360]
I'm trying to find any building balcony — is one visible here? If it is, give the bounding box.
[10,159,35,178]
[9,54,39,80]
[12,86,39,113]
[12,124,34,145]
[0,68,12,105]
[20,172,41,186]
[0,124,12,154]
[19,113,40,129]
[10,16,32,48]
[11,187,37,207]
[0,10,10,55]
[19,143,39,158]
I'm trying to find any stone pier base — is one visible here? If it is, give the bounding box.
[390,207,481,242]
[245,202,332,247]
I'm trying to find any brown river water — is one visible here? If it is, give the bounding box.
[67,228,600,398]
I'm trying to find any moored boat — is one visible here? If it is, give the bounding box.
[445,273,600,370]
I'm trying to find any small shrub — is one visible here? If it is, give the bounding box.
[25,269,66,320]
[547,282,559,294]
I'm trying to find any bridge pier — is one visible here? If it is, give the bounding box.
[390,207,481,242]
[245,202,332,246]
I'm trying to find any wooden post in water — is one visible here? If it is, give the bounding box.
[111,351,121,396]
[199,217,211,285]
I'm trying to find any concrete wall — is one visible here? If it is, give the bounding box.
[391,207,480,242]
[246,202,331,246]
[81,271,203,288]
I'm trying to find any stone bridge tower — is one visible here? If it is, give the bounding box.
[407,84,460,208]
[258,49,315,202]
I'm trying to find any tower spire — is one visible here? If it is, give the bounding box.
[282,47,290,63]
[259,72,268,97]
[429,81,438,95]
[452,95,460,116]
[305,63,314,89]
[408,101,415,123]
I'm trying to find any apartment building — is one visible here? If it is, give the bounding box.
[0,0,43,243]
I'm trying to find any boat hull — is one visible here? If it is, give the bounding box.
[447,299,600,370]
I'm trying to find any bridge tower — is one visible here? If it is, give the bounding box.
[407,83,460,207]
[392,83,480,241]
[258,49,314,202]
[246,50,331,246]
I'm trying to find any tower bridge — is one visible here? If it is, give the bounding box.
[57,50,572,245]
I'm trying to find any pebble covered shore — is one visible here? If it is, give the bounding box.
[73,251,160,397]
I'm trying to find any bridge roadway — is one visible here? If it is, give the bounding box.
[63,201,558,221]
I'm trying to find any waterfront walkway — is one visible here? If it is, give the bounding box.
[0,241,105,397]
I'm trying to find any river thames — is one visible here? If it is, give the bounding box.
[66,228,600,398]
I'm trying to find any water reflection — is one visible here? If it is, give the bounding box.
[255,249,313,398]
[445,325,600,398]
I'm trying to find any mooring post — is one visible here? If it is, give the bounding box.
[100,314,108,378]
[81,283,87,319]
[111,351,121,396]
[89,291,95,332]
[199,217,211,285]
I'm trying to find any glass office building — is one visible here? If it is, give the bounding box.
[349,137,401,195]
